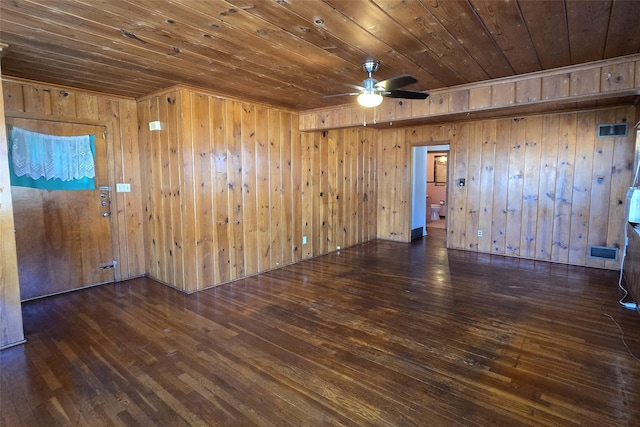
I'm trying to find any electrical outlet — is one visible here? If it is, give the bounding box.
[477,229,483,237]
[302,236,307,245]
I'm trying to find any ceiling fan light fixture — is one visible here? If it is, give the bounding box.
[357,91,383,108]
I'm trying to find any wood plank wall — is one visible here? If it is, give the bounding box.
[1,78,145,282]
[0,57,25,349]
[377,106,636,270]
[137,87,378,292]
[300,128,378,258]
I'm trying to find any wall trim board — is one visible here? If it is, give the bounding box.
[300,54,640,131]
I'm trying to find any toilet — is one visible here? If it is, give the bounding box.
[430,204,441,220]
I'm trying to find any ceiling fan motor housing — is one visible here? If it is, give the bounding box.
[362,60,381,94]
[362,59,380,75]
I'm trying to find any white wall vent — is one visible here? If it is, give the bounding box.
[597,123,628,138]
[588,245,619,261]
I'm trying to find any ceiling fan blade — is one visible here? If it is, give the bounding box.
[323,92,360,98]
[384,90,429,100]
[375,75,418,91]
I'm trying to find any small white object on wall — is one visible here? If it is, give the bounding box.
[149,121,163,131]
[116,183,131,193]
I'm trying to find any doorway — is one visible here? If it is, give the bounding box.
[7,118,115,300]
[411,144,450,240]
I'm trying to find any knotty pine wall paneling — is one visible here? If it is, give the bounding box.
[302,131,317,258]
[256,106,270,272]
[464,122,483,252]
[490,119,511,254]
[2,78,145,283]
[376,106,635,269]
[0,57,25,349]
[551,113,577,264]
[478,121,497,254]
[213,98,233,281]
[138,89,194,291]
[535,115,560,261]
[300,128,378,255]
[601,108,632,270]
[319,127,330,255]
[377,128,409,241]
[226,101,246,280]
[504,118,526,257]
[102,90,145,280]
[521,116,544,258]
[570,112,596,266]
[280,112,295,266]
[267,109,282,270]
[449,125,467,249]
[140,87,337,292]
[241,103,259,277]
[179,90,197,291]
[192,92,214,290]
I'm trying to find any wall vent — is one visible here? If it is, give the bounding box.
[588,245,619,261]
[597,123,628,138]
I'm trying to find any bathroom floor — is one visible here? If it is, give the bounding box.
[428,218,446,229]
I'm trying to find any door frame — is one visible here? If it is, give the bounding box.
[409,140,451,247]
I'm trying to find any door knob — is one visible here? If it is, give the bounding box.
[102,212,111,217]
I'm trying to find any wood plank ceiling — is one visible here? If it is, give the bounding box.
[1,0,640,111]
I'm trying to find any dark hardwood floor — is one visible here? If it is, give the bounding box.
[2,229,640,426]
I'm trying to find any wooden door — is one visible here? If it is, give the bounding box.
[7,118,114,300]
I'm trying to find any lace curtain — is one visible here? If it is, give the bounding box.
[11,126,95,181]
[8,126,97,190]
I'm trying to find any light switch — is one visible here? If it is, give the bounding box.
[116,183,131,193]
[149,120,163,131]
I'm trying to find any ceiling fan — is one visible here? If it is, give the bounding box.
[327,59,429,108]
